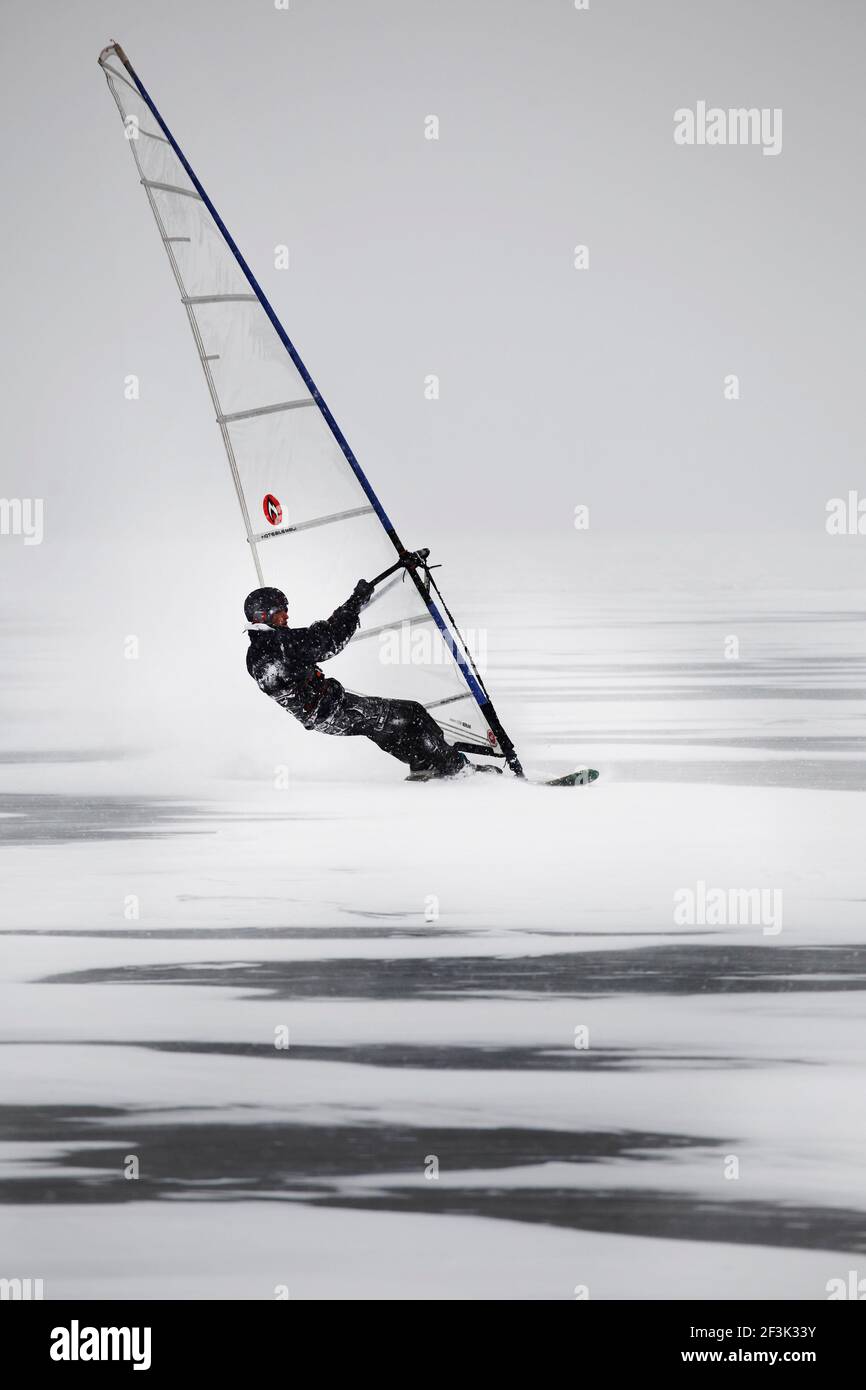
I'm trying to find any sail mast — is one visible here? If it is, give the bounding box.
[98,42,524,776]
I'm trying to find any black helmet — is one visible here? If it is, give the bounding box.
[244,587,288,623]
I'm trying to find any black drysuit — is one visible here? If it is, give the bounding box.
[246,590,467,776]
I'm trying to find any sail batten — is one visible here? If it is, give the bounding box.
[141,179,203,200]
[250,505,375,542]
[426,694,471,711]
[98,41,523,773]
[182,294,258,305]
[219,400,315,425]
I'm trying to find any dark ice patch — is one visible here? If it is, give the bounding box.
[40,944,866,1000]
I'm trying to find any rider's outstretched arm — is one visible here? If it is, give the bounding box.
[297,580,374,664]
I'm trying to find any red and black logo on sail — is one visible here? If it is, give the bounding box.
[263,494,282,526]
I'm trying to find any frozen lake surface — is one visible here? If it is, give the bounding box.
[1,537,864,1298]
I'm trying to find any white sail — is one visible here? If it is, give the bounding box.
[98,43,519,764]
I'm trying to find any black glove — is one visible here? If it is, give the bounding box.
[352,578,375,608]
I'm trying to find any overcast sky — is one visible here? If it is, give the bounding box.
[3,0,864,556]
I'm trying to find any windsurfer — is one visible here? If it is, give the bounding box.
[244,585,470,777]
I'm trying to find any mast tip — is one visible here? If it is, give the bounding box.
[98,41,131,70]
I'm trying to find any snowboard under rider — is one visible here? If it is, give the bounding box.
[244,583,470,778]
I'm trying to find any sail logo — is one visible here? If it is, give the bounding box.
[379,621,487,673]
[0,497,43,545]
[263,494,283,525]
[674,880,782,935]
[673,102,782,156]
[50,1321,152,1371]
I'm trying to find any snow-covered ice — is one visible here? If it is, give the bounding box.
[1,534,864,1298]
